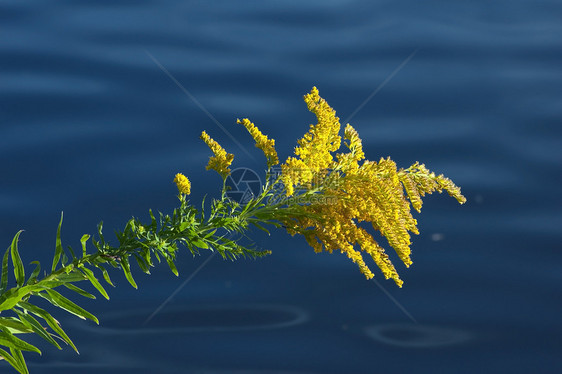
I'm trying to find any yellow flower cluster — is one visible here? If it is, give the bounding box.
[278,87,466,286]
[200,131,235,179]
[237,118,279,168]
[281,87,341,196]
[173,173,191,195]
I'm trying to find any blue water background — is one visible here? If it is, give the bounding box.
[1,1,561,373]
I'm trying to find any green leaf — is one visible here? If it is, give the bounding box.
[10,348,29,374]
[251,221,271,235]
[80,267,109,300]
[0,317,32,334]
[149,209,157,231]
[17,301,78,353]
[37,289,99,324]
[61,251,68,267]
[26,262,41,285]
[10,231,25,287]
[179,221,192,232]
[166,256,179,277]
[0,329,41,354]
[142,248,153,268]
[204,229,217,238]
[66,245,77,261]
[133,253,150,274]
[94,264,114,287]
[0,348,26,374]
[97,221,105,244]
[192,238,208,249]
[80,234,90,258]
[14,311,61,350]
[52,212,64,273]
[1,247,10,294]
[0,285,43,312]
[120,258,137,289]
[63,283,96,299]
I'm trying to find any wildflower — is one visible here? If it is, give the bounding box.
[173,173,191,195]
[277,87,465,286]
[0,86,467,374]
[237,118,279,168]
[200,131,234,179]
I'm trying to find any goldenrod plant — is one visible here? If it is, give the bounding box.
[0,87,465,373]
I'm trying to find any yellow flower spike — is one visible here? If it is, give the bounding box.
[291,87,341,173]
[343,124,365,162]
[237,118,279,168]
[173,173,191,195]
[200,131,234,179]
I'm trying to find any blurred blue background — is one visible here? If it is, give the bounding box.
[1,1,561,373]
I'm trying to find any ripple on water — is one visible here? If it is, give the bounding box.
[365,323,472,348]
[74,303,309,335]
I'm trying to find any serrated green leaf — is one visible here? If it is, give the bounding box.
[10,231,25,287]
[26,262,41,285]
[15,311,61,350]
[80,267,109,300]
[63,283,96,299]
[120,258,137,289]
[52,213,64,273]
[17,301,78,353]
[0,329,41,354]
[1,247,10,294]
[37,289,99,324]
[80,234,90,258]
[0,348,26,374]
